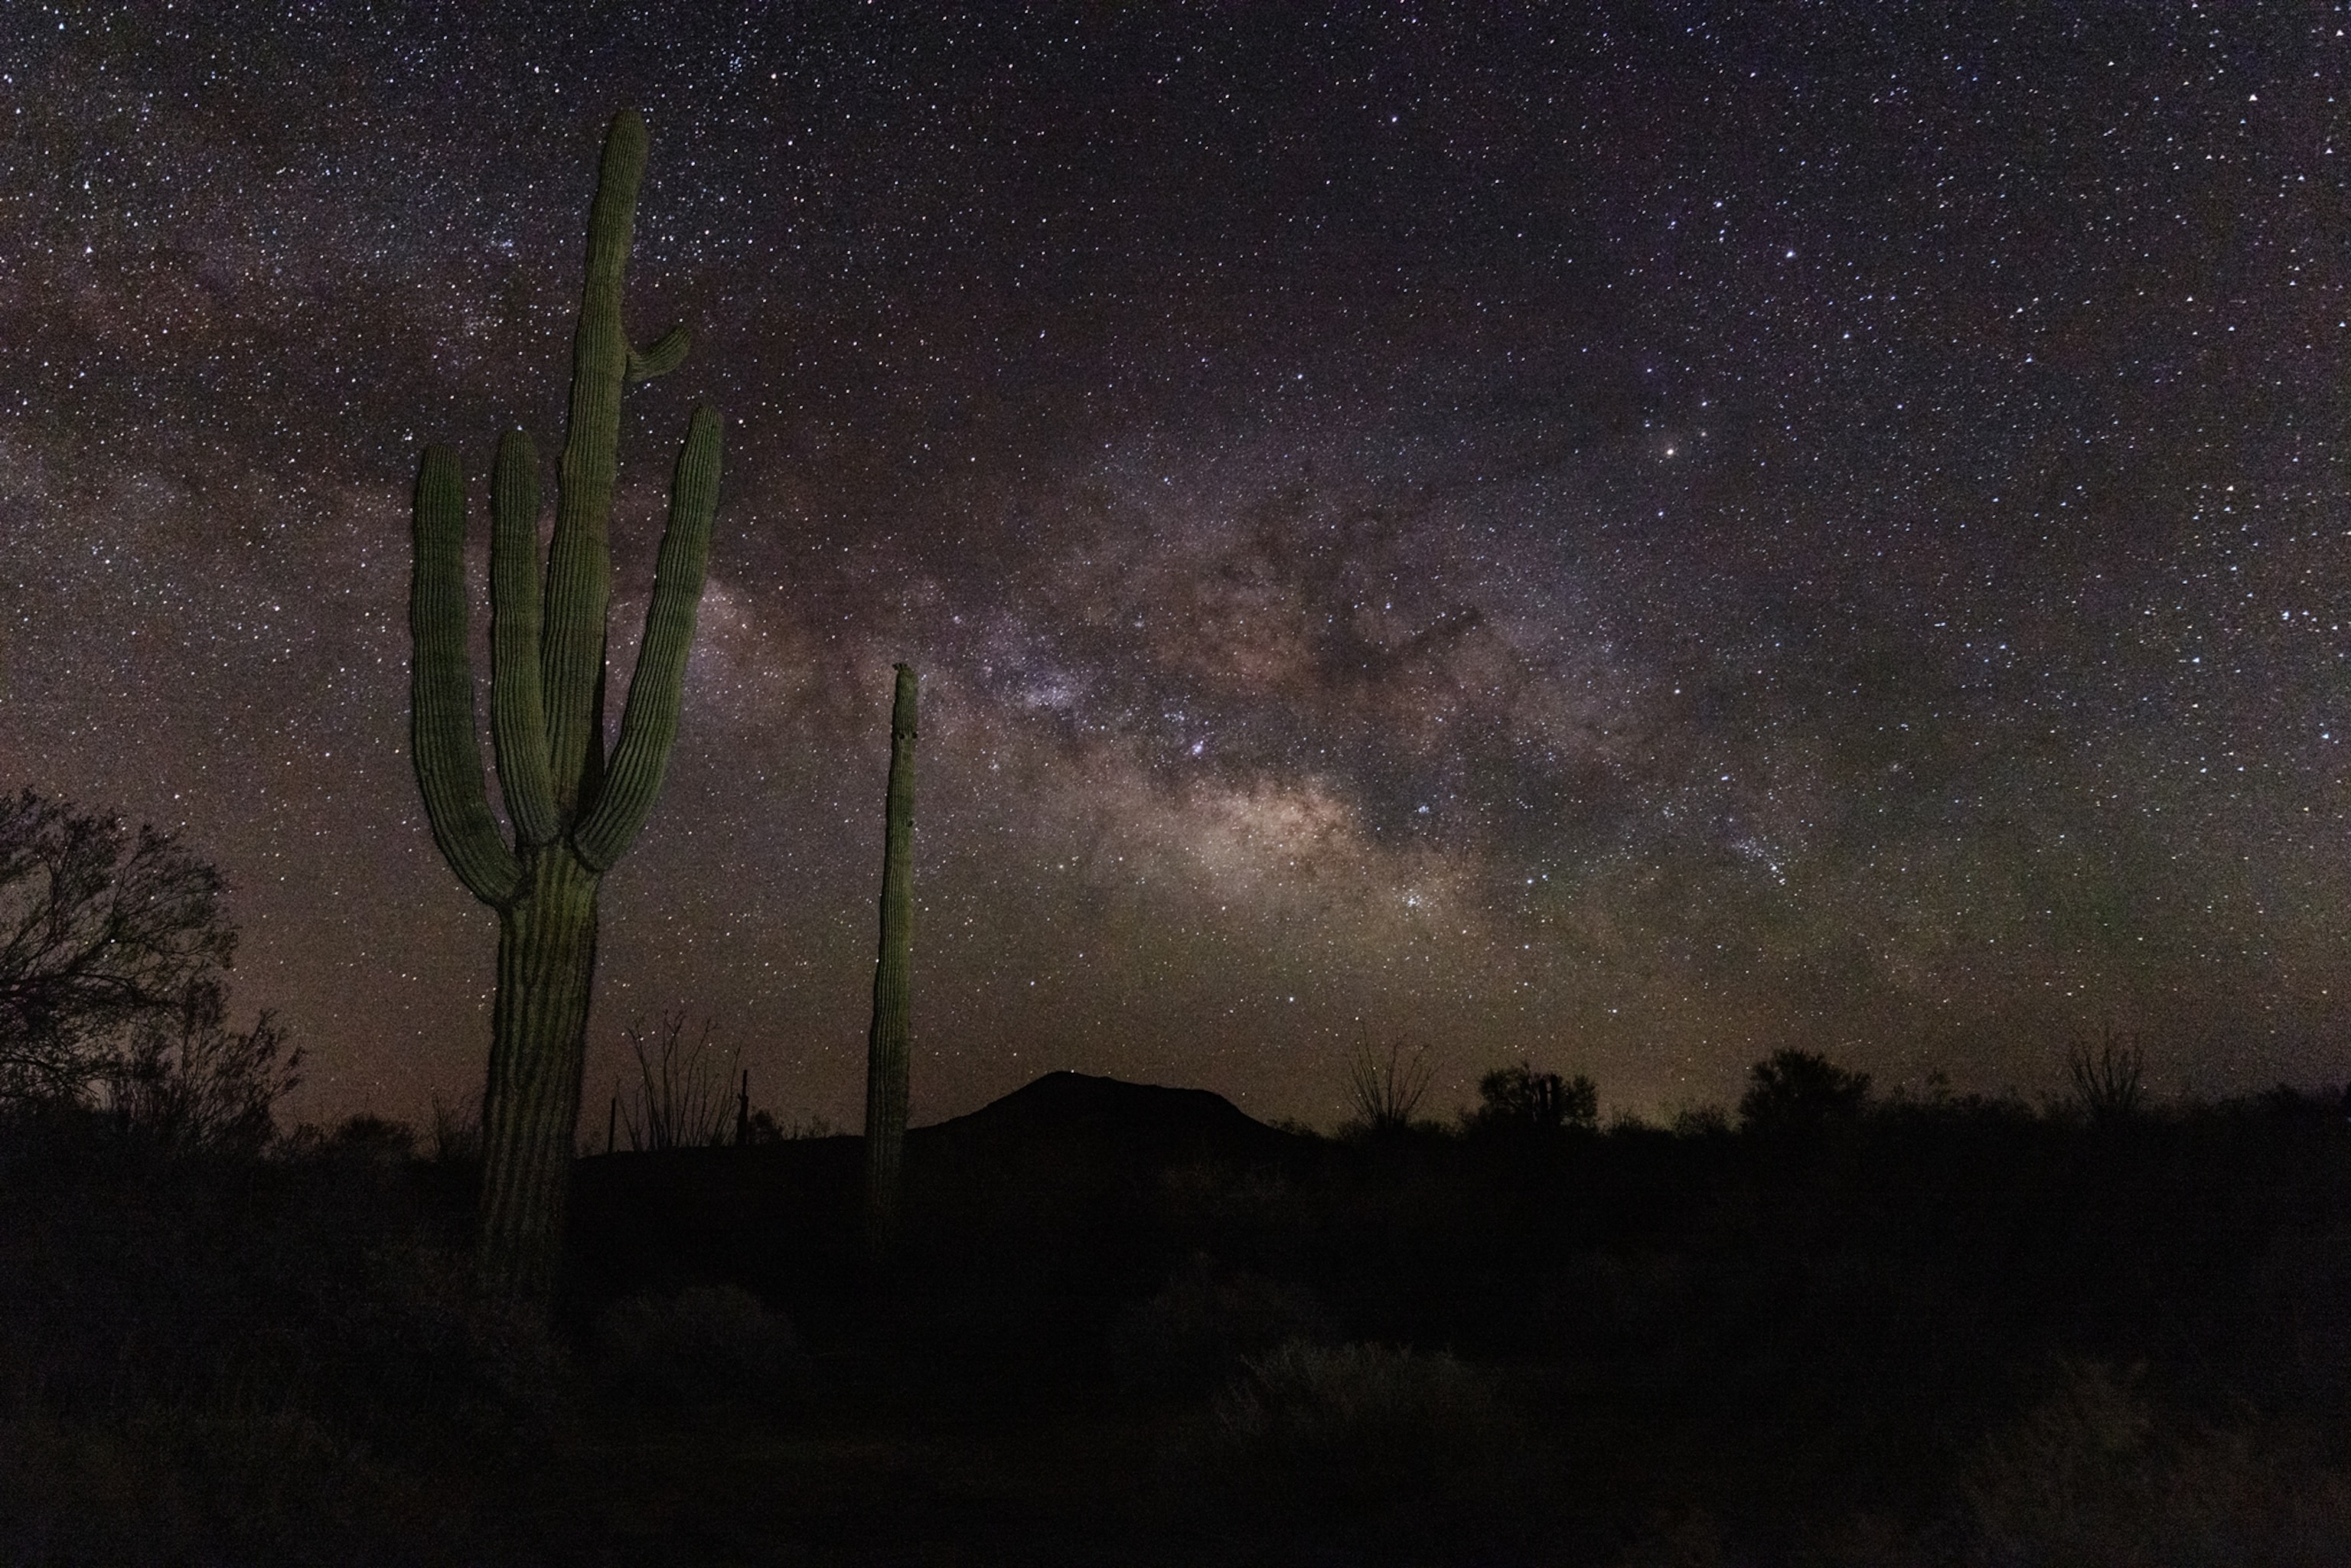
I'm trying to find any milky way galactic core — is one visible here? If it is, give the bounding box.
[2,7,2344,1126]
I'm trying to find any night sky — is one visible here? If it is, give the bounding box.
[3,5,2346,1132]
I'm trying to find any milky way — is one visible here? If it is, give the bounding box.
[2,6,2346,1129]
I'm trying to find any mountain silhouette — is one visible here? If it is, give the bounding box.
[911,1069,1301,1166]
[568,1072,1312,1346]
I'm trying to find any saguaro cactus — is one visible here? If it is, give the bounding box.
[862,663,918,1258]
[409,109,720,1303]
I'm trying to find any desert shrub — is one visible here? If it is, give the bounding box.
[100,979,302,1152]
[0,1397,472,1566]
[1195,1338,1527,1536]
[305,1236,571,1443]
[1216,1338,1495,1452]
[1609,1509,1734,1567]
[613,1012,738,1152]
[253,1121,568,1443]
[0,791,239,1107]
[1668,1103,1730,1138]
[771,1110,837,1140]
[1466,1059,1599,1136]
[1962,1360,2351,1566]
[1528,1250,1702,1361]
[0,1110,568,1563]
[595,1284,804,1409]
[735,1106,835,1145]
[2066,1028,2149,1127]
[2247,1227,2351,1413]
[0,1110,562,1447]
[1343,1035,1435,1139]
[1107,1254,1333,1394]
[1156,1158,1310,1234]
[1738,1050,1871,1134]
[426,1093,481,1168]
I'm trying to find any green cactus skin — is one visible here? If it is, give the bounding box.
[862,663,918,1260]
[409,109,720,1304]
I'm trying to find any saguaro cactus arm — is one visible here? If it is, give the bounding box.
[409,445,522,908]
[488,430,560,846]
[540,109,650,812]
[627,325,691,383]
[573,405,723,872]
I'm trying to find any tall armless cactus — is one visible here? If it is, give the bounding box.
[409,109,720,1303]
[863,664,918,1259]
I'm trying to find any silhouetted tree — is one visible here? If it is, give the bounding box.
[1737,1049,1871,1134]
[0,790,240,1106]
[102,976,300,1149]
[1466,1060,1598,1134]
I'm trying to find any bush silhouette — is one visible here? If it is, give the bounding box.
[2068,1028,2150,1127]
[1963,1360,2351,1566]
[1343,1035,1435,1138]
[0,791,292,1140]
[1466,1059,1597,1135]
[103,978,300,1151]
[1107,1253,1334,1394]
[1737,1048,1871,1134]
[1192,1338,1531,1544]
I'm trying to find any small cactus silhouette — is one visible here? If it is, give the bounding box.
[863,664,918,1258]
[409,108,720,1302]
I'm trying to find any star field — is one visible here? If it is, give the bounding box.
[2,5,2346,1129]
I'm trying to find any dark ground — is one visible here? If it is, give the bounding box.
[6,1071,2351,1564]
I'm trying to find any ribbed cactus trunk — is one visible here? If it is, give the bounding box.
[408,109,720,1306]
[478,846,599,1299]
[863,664,918,1260]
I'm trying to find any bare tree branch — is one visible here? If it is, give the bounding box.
[615,1010,737,1152]
[1345,1028,1434,1136]
[0,791,285,1140]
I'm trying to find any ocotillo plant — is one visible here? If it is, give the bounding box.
[409,108,720,1303]
[863,663,918,1258]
